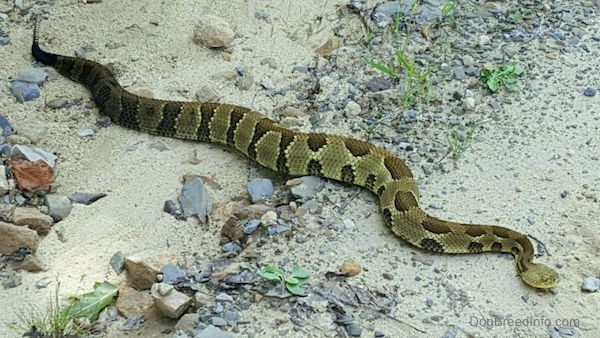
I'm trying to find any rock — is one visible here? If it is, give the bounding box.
[342,218,355,230]
[344,100,361,117]
[340,260,361,277]
[10,159,54,191]
[193,15,235,48]
[174,313,200,334]
[0,165,9,194]
[290,176,324,200]
[345,322,362,337]
[583,87,597,97]
[151,282,192,318]
[179,177,212,222]
[12,254,45,272]
[260,210,277,226]
[161,263,187,284]
[581,277,600,292]
[11,145,57,167]
[462,97,476,111]
[124,251,178,290]
[216,293,233,302]
[366,77,392,92]
[0,115,14,136]
[316,37,342,57]
[10,81,40,101]
[195,84,220,102]
[69,192,107,205]
[222,242,241,253]
[114,285,155,319]
[11,207,54,236]
[243,219,260,234]
[237,74,254,91]
[110,251,126,274]
[0,203,15,222]
[78,128,94,137]
[45,194,72,221]
[246,178,274,202]
[211,316,228,326]
[15,67,48,84]
[0,221,40,254]
[195,324,233,338]
[194,290,216,307]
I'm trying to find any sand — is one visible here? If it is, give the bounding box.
[0,0,599,337]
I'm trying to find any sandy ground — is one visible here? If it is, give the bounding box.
[0,0,599,337]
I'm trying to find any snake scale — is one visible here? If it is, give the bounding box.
[31,21,559,289]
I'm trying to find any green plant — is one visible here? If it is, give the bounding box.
[362,25,373,43]
[441,0,457,19]
[508,10,523,24]
[257,264,310,296]
[365,51,434,109]
[7,281,118,337]
[392,12,403,36]
[480,62,524,92]
[447,119,486,159]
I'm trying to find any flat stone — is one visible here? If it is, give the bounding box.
[124,251,178,290]
[114,285,155,319]
[11,207,54,236]
[174,313,200,333]
[151,282,192,318]
[0,221,39,254]
[195,324,233,338]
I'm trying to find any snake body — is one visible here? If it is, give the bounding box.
[31,21,559,288]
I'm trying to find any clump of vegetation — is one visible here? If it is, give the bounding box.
[7,281,118,337]
[257,264,311,296]
[480,62,524,92]
[365,50,433,109]
[447,119,487,160]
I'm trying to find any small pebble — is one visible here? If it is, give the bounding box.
[222,242,241,253]
[344,323,362,337]
[211,316,228,327]
[179,178,212,222]
[340,260,361,277]
[69,192,107,205]
[243,219,261,234]
[161,263,187,284]
[78,128,94,137]
[10,81,40,101]
[581,276,600,292]
[216,293,234,302]
[247,178,274,202]
[583,87,596,97]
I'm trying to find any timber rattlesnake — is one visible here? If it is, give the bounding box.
[30,21,559,289]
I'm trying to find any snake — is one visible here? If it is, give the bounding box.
[30,20,559,289]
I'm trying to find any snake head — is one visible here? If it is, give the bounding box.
[520,263,560,289]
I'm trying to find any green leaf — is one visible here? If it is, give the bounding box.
[264,265,284,276]
[285,276,300,285]
[364,59,397,77]
[62,282,118,322]
[286,283,306,296]
[291,265,311,279]
[257,270,281,281]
